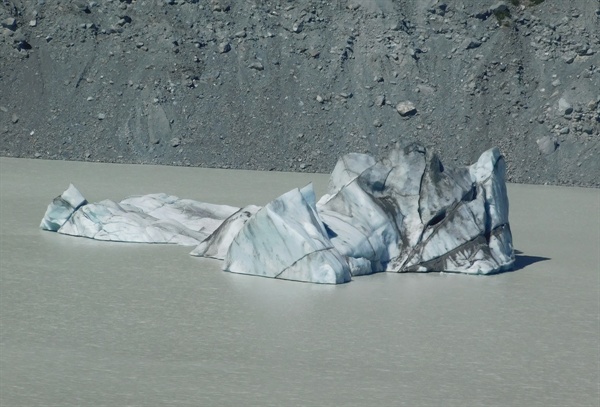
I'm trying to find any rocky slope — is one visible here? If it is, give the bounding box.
[1,0,599,187]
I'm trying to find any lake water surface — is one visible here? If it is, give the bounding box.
[1,157,598,406]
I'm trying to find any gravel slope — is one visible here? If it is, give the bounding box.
[1,0,599,186]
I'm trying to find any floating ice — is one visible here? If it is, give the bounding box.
[52,192,238,246]
[319,144,514,275]
[223,184,351,284]
[40,183,87,231]
[41,144,514,283]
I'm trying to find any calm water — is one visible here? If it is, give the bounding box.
[1,158,599,406]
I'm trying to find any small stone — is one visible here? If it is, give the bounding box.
[299,163,307,169]
[292,21,303,33]
[86,96,94,101]
[375,95,386,107]
[537,136,557,155]
[390,21,402,31]
[462,38,481,50]
[396,101,417,117]
[2,18,17,31]
[308,49,320,58]
[374,76,384,83]
[339,92,352,99]
[558,97,573,115]
[373,119,383,128]
[29,20,37,27]
[316,95,324,103]
[551,79,561,87]
[11,114,18,123]
[234,30,246,38]
[76,2,91,13]
[97,113,106,120]
[489,2,509,15]
[559,127,570,135]
[218,42,231,53]
[34,152,42,158]
[562,53,576,64]
[248,61,264,71]
[170,137,181,147]
[212,2,229,12]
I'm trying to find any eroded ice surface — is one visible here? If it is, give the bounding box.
[48,191,238,246]
[190,205,261,260]
[223,185,352,284]
[41,144,514,283]
[318,144,514,275]
[40,183,87,231]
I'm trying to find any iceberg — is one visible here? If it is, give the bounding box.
[40,183,87,231]
[45,190,238,246]
[40,144,514,283]
[190,205,261,260]
[223,184,351,284]
[318,144,514,275]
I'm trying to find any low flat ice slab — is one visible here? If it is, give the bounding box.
[42,190,238,246]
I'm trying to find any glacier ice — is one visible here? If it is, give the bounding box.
[190,205,261,260]
[40,183,87,231]
[50,192,238,246]
[40,144,514,284]
[319,144,514,275]
[223,184,351,284]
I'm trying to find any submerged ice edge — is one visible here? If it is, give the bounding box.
[40,144,514,284]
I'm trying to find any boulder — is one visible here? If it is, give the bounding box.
[396,101,417,117]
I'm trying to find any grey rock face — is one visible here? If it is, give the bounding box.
[2,0,599,187]
[147,105,171,145]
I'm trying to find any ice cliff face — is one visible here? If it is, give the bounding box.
[319,144,514,275]
[41,145,514,284]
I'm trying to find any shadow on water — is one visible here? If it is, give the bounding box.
[512,249,550,271]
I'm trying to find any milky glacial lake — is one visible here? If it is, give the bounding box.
[1,158,598,406]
